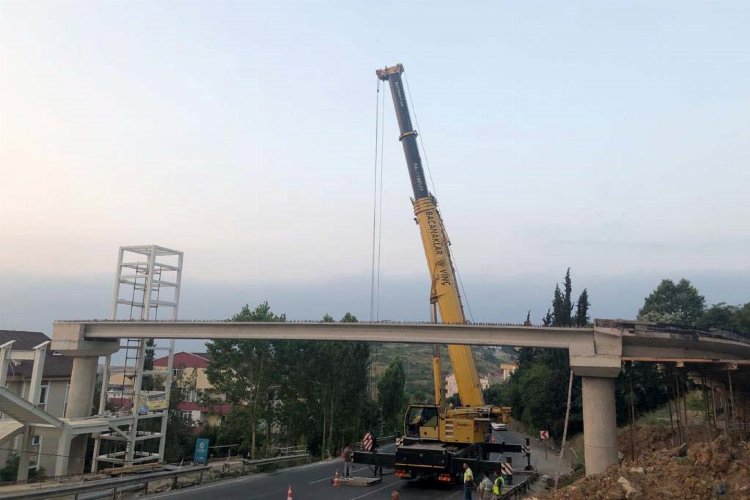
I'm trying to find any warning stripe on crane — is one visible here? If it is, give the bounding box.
[522,445,530,455]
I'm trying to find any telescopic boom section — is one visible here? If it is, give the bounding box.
[377,64,484,407]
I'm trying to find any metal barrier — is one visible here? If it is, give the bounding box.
[0,465,211,500]
[242,453,310,467]
[501,471,538,499]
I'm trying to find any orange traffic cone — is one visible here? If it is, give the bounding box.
[287,485,293,499]
[332,470,340,487]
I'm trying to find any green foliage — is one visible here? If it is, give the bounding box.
[483,383,505,406]
[615,362,671,426]
[205,301,286,459]
[340,312,358,323]
[697,302,750,337]
[163,370,198,462]
[377,358,407,434]
[637,278,705,325]
[207,303,372,460]
[0,456,46,483]
[507,269,588,439]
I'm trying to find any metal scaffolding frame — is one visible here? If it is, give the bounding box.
[93,245,182,470]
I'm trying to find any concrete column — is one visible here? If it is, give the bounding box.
[582,376,618,475]
[16,426,32,482]
[64,356,98,475]
[55,429,71,478]
[66,357,98,418]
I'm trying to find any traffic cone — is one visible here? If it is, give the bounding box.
[332,470,340,487]
[287,485,293,499]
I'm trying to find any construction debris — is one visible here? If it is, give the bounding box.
[539,432,749,499]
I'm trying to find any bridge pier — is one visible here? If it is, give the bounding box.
[581,376,618,475]
[51,323,119,475]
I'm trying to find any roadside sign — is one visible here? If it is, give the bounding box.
[540,430,549,440]
[194,438,209,464]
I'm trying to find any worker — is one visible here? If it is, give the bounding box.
[342,443,353,479]
[477,472,493,500]
[371,433,382,477]
[491,468,505,499]
[462,462,475,500]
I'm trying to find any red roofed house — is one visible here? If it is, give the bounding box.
[152,352,230,428]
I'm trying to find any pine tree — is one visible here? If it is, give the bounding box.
[574,289,590,327]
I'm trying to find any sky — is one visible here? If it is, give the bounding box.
[1,1,748,339]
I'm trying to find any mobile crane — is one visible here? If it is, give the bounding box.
[354,64,519,483]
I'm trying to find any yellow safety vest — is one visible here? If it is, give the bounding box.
[493,475,505,495]
[463,467,474,484]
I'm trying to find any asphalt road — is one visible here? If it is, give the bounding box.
[148,430,529,500]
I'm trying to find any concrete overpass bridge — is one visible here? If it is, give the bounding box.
[49,318,750,476]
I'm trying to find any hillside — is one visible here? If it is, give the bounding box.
[370,343,513,403]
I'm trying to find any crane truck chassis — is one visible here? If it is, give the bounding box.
[353,64,528,485]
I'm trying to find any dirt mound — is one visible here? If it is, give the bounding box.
[538,434,750,500]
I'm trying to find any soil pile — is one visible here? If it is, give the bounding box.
[536,433,750,500]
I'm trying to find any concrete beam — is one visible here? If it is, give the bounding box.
[51,323,119,357]
[57,320,587,348]
[570,327,623,378]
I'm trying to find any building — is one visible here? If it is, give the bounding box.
[0,330,73,477]
[444,362,518,399]
[152,352,230,427]
[498,362,517,383]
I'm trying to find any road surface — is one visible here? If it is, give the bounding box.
[148,430,529,500]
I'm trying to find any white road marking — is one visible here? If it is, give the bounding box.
[347,478,401,500]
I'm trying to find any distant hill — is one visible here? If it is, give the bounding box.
[369,343,514,404]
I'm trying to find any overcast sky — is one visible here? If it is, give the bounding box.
[1,1,748,338]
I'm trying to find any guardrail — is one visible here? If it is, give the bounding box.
[242,453,310,467]
[501,470,538,499]
[1,465,210,500]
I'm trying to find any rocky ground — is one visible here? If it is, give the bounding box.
[528,428,749,500]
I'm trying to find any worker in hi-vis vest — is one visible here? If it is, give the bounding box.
[491,469,505,499]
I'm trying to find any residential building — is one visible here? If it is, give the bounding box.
[152,352,230,427]
[0,330,73,476]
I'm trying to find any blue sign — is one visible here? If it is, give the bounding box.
[194,438,209,464]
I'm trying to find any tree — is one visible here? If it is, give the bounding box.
[378,358,407,434]
[506,269,589,439]
[205,301,285,459]
[637,279,705,325]
[574,289,590,327]
[697,302,750,337]
[163,370,197,462]
[340,312,358,323]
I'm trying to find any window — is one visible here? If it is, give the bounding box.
[187,390,198,403]
[37,383,49,411]
[172,368,182,378]
[32,435,42,447]
[63,383,70,417]
[181,411,192,423]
